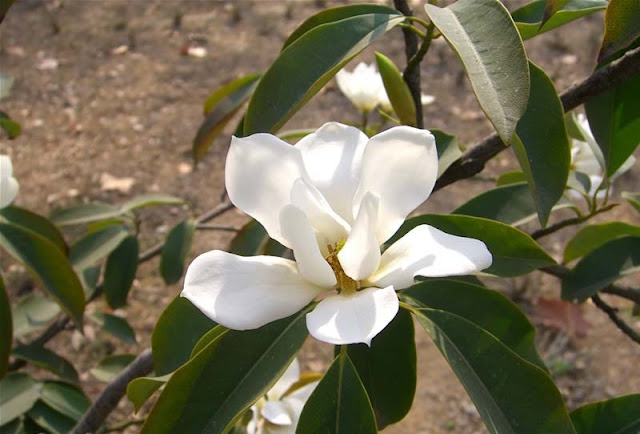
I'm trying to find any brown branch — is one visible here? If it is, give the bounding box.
[434,45,640,192]
[591,294,640,345]
[70,349,153,434]
[530,204,616,240]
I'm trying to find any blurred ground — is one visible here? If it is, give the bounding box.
[1,1,639,433]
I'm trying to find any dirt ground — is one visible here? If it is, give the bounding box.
[1,1,639,433]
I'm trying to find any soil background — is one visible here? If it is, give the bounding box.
[1,1,639,433]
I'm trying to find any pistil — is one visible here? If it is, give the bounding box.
[325,243,358,293]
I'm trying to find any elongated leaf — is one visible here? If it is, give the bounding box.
[50,203,122,227]
[12,345,78,384]
[127,374,172,413]
[623,192,640,212]
[12,295,60,338]
[27,401,75,434]
[120,194,183,212]
[91,354,135,382]
[69,225,129,271]
[190,325,228,358]
[542,0,569,25]
[0,275,10,379]
[151,296,215,376]
[39,381,90,421]
[570,394,640,434]
[229,219,287,257]
[88,312,136,345]
[425,0,529,141]
[0,224,84,327]
[376,52,416,126]
[194,74,261,163]
[390,214,555,277]
[0,373,42,425]
[512,0,607,40]
[599,0,640,61]
[141,307,311,434]
[0,207,67,254]
[413,308,575,434]
[512,62,570,226]
[341,309,415,429]
[402,279,546,370]
[432,129,462,178]
[497,171,527,186]
[245,11,403,134]
[562,236,640,302]
[564,222,640,263]
[160,219,195,285]
[103,235,139,308]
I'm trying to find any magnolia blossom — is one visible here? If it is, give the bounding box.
[247,359,318,434]
[182,122,492,345]
[0,155,19,209]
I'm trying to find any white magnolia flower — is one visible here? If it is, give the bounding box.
[0,155,19,208]
[182,122,492,345]
[336,62,386,112]
[247,359,318,434]
[378,91,436,114]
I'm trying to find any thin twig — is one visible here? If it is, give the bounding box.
[530,204,616,240]
[591,294,640,344]
[195,224,239,232]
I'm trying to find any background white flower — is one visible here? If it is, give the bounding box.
[182,122,492,346]
[336,62,386,112]
[0,154,19,208]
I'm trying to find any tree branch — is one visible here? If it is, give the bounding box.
[591,294,640,345]
[530,204,616,240]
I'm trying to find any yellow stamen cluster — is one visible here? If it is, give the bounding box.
[325,243,357,293]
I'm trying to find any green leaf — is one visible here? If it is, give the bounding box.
[88,312,137,345]
[0,224,84,327]
[562,236,640,302]
[190,325,228,358]
[512,0,607,40]
[564,222,640,263]
[496,171,527,186]
[542,0,569,25]
[342,309,415,429]
[120,194,183,212]
[277,129,315,141]
[12,294,60,338]
[565,112,586,141]
[0,207,67,254]
[432,129,462,178]
[151,296,215,376]
[0,419,22,434]
[103,235,139,309]
[50,203,122,227]
[622,192,640,212]
[390,214,555,277]
[91,354,135,382]
[39,381,90,421]
[412,308,575,434]
[160,219,195,285]
[141,307,311,434]
[229,219,287,257]
[0,275,11,380]
[375,52,416,126]
[69,225,129,271]
[570,394,640,433]
[0,374,42,425]
[245,11,403,134]
[599,0,640,61]
[585,69,640,176]
[402,279,546,370]
[512,62,570,227]
[27,401,75,434]
[126,374,172,413]
[425,0,529,142]
[0,112,20,139]
[194,74,261,163]
[12,345,78,384]
[297,352,377,434]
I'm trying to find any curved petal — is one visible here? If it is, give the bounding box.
[295,122,368,222]
[338,192,381,281]
[182,251,325,330]
[226,134,308,247]
[354,126,438,244]
[267,359,300,402]
[306,286,398,346]
[0,177,18,209]
[280,204,336,289]
[367,225,493,290]
[262,401,293,426]
[336,63,384,112]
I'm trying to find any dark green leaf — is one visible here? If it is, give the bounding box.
[50,203,122,227]
[90,354,135,382]
[229,219,287,257]
[0,419,22,434]
[27,401,75,434]
[120,194,183,212]
[88,312,137,345]
[103,235,139,308]
[564,222,640,263]
[245,11,402,134]
[190,325,228,358]
[126,374,171,413]
[599,0,640,61]
[622,192,640,212]
[562,236,640,302]
[425,0,529,141]
[375,52,416,126]
[12,345,78,384]
[0,275,11,379]
[565,112,586,141]
[432,129,462,178]
[0,0,17,23]
[412,308,575,433]
[0,207,67,254]
[69,225,129,271]
[542,0,569,25]
[0,374,42,425]
[496,171,527,186]
[0,224,84,327]
[151,296,215,376]
[12,295,60,338]
[39,381,90,421]
[570,394,640,434]
[0,114,20,139]
[390,214,555,277]
[297,352,377,434]
[160,219,195,285]
[141,307,311,434]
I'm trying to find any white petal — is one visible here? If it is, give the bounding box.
[336,63,384,112]
[338,192,381,281]
[421,93,435,105]
[182,251,325,330]
[0,155,13,177]
[367,225,493,290]
[306,286,398,346]
[280,205,337,288]
[262,401,293,426]
[0,177,18,209]
[295,122,368,222]
[267,359,300,401]
[226,134,308,247]
[355,126,438,244]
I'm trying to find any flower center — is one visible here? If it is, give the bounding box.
[325,242,358,294]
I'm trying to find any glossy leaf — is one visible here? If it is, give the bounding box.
[402,279,546,370]
[562,236,640,302]
[623,192,640,212]
[390,214,555,277]
[599,0,640,61]
[432,129,462,178]
[160,219,195,285]
[39,381,90,421]
[0,275,11,379]
[245,11,403,134]
[412,308,575,433]
[127,374,172,413]
[564,222,640,263]
[11,294,60,338]
[50,203,122,227]
[229,219,287,257]
[151,296,215,376]
[12,345,78,384]
[512,62,570,226]
[27,401,75,434]
[190,325,228,358]
[497,171,527,186]
[542,0,569,25]
[120,194,183,212]
[69,225,129,271]
[570,394,640,434]
[425,0,529,141]
[103,235,139,309]
[0,373,42,425]
[0,224,84,327]
[375,52,416,126]
[141,308,311,434]
[91,354,135,382]
[88,312,137,345]
[0,207,67,254]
